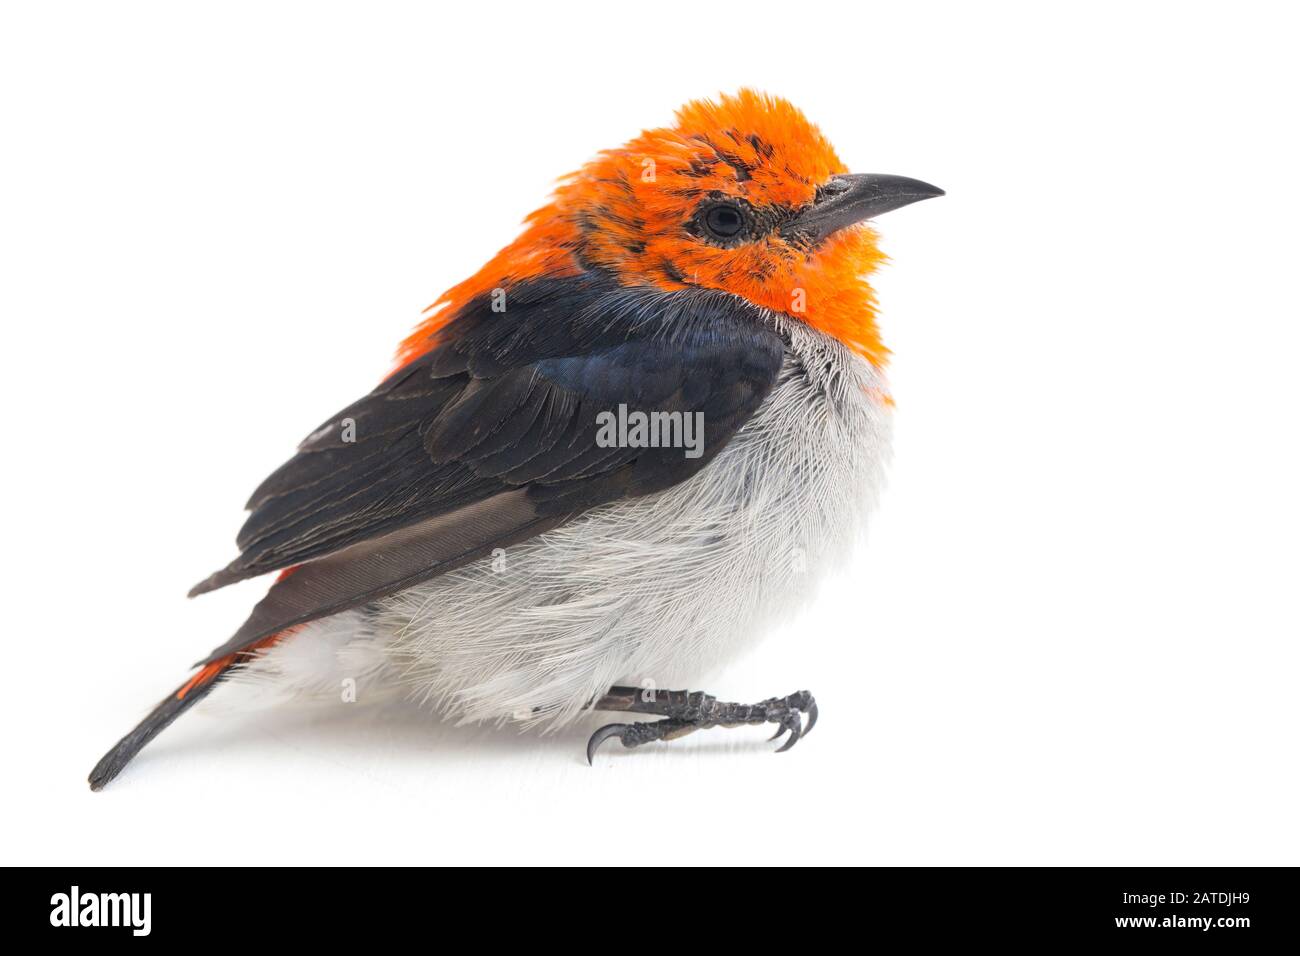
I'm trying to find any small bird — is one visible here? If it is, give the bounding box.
[89,90,942,789]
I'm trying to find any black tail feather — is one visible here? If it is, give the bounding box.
[88,671,227,791]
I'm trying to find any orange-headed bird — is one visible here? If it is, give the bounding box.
[90,90,942,788]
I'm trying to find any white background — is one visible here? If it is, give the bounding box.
[3,1,1297,865]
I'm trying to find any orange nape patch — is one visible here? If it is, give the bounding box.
[396,89,889,369]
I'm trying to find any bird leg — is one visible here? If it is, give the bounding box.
[586,687,817,763]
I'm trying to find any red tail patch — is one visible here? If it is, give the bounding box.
[176,567,304,700]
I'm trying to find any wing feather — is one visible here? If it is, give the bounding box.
[190,275,787,659]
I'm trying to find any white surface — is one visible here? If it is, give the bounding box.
[2,1,1298,865]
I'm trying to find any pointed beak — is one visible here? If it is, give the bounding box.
[782,173,944,245]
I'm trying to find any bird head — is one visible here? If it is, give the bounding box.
[403,90,941,367]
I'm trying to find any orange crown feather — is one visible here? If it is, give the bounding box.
[398,90,889,368]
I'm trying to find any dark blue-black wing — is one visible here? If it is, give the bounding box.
[191,275,786,663]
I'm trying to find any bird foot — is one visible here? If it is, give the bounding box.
[586,688,817,763]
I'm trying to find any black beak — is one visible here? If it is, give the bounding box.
[782,173,944,245]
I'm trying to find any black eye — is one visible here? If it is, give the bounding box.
[701,202,746,240]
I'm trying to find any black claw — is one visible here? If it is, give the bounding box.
[774,718,802,753]
[586,723,629,764]
[587,688,819,762]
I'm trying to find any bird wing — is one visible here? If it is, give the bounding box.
[192,274,787,664]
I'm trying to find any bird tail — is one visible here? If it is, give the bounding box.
[88,633,282,791]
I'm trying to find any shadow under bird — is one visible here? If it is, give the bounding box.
[89,90,942,789]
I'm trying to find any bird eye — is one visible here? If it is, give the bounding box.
[700,202,746,241]
[691,198,756,247]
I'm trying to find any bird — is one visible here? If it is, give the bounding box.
[88,89,942,789]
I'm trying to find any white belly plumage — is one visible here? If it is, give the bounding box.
[209,320,892,727]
